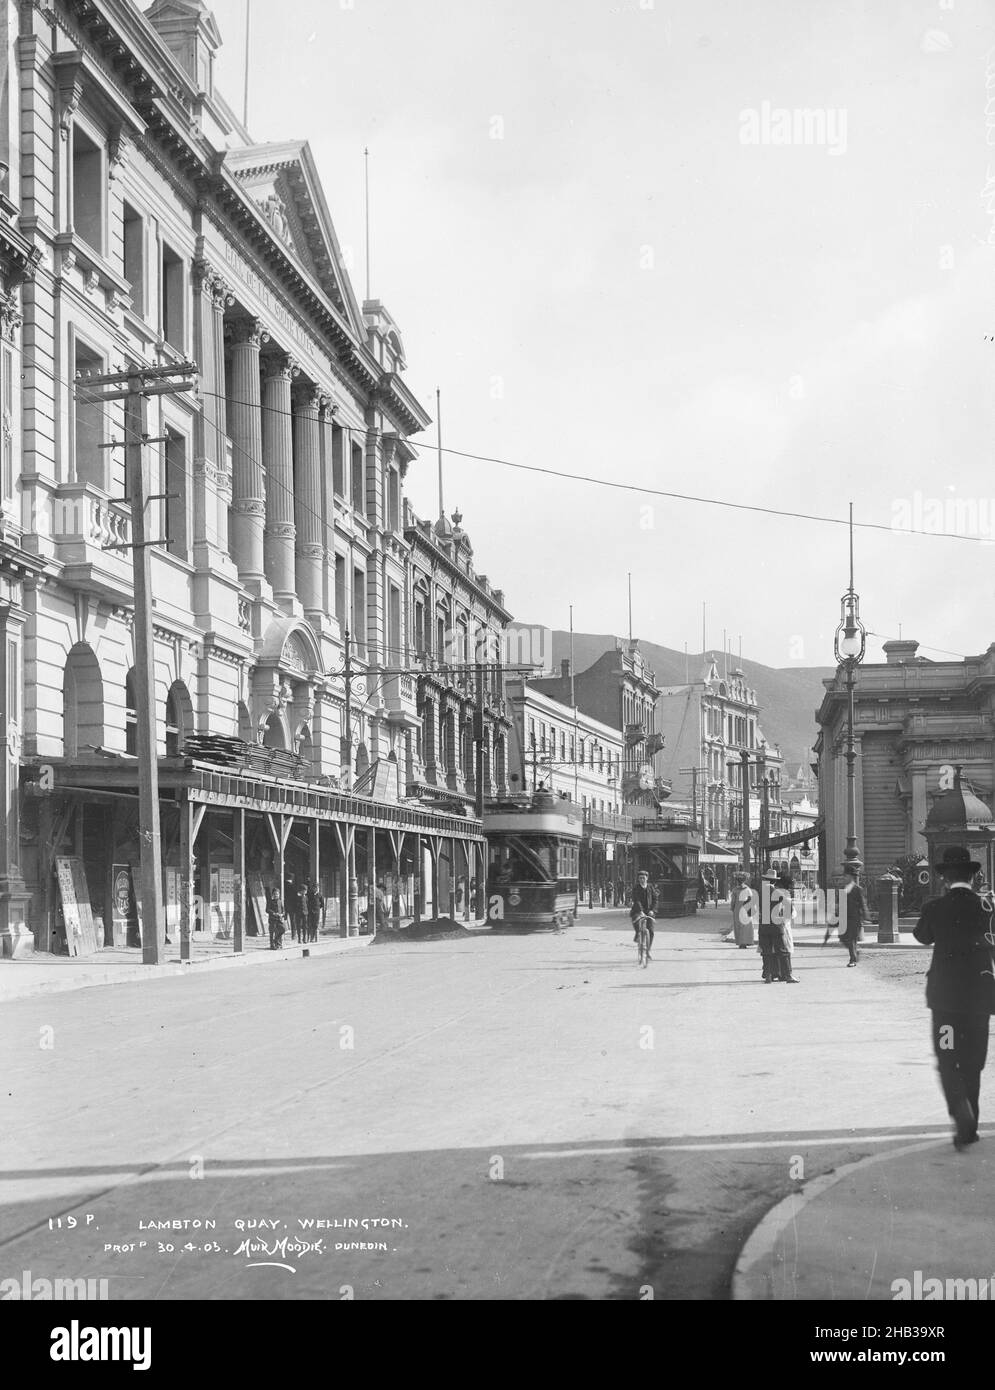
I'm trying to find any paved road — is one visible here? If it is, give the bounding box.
[0,908,948,1300]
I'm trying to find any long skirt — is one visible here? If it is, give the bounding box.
[733,910,755,947]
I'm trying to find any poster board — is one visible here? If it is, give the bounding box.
[111,864,133,947]
[212,865,235,938]
[55,857,100,957]
[247,871,269,937]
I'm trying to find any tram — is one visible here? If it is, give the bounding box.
[484,788,582,930]
[631,818,700,917]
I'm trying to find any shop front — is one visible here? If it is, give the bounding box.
[21,758,486,956]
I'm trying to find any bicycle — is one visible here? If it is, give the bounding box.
[634,913,653,968]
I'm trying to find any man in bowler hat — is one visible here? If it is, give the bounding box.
[913,846,995,1150]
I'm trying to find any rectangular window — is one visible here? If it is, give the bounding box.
[122,202,144,316]
[160,241,185,352]
[332,423,344,495]
[352,567,366,658]
[388,469,400,531]
[71,126,103,252]
[7,639,18,722]
[1,346,11,499]
[388,584,401,664]
[351,441,365,513]
[165,430,188,561]
[528,717,536,747]
[414,600,425,655]
[539,723,546,753]
[334,553,346,626]
[73,339,105,487]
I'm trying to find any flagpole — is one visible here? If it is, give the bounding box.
[242,0,251,128]
[436,388,443,517]
[364,146,371,301]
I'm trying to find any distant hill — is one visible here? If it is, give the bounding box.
[547,631,833,773]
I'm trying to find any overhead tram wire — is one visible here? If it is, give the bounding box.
[34,362,989,669]
[183,379,995,548]
[37,360,995,551]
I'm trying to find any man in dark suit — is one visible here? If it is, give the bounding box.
[913,846,995,1150]
[630,870,659,952]
[839,866,868,966]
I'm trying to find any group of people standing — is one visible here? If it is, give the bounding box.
[724,865,869,982]
[265,880,325,949]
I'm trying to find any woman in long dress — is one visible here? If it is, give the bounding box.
[731,872,755,948]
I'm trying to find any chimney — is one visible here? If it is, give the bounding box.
[882,639,919,666]
[561,658,571,679]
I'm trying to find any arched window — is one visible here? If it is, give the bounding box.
[125,669,137,755]
[63,643,104,757]
[165,680,193,756]
[165,688,180,756]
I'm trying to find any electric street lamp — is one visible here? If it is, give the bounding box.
[833,504,866,877]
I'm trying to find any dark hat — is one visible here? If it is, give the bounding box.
[936,846,981,876]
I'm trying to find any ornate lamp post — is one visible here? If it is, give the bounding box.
[833,504,866,876]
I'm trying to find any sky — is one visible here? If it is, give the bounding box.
[193,0,995,669]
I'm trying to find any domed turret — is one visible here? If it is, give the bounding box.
[925,770,993,833]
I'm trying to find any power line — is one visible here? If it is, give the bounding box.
[181,380,995,548]
[37,353,995,549]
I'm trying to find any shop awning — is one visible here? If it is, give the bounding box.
[701,839,741,865]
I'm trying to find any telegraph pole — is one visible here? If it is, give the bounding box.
[83,360,198,965]
[341,626,353,790]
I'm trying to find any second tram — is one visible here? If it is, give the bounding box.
[631,818,700,917]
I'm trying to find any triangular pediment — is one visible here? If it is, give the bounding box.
[223,141,364,337]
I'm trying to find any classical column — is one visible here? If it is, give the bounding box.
[293,384,327,623]
[191,262,234,564]
[262,350,299,609]
[227,316,269,592]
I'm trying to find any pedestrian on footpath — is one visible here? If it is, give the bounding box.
[839,866,868,965]
[912,846,995,1151]
[757,870,779,982]
[306,881,324,943]
[726,872,754,948]
[267,888,286,950]
[772,871,799,983]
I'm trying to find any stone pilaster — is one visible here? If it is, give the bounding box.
[0,597,32,957]
[227,316,270,596]
[293,384,326,624]
[191,262,235,567]
[262,350,299,610]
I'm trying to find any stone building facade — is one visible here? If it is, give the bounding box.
[404,502,512,807]
[1,0,503,955]
[528,638,669,814]
[815,638,995,892]
[656,654,784,849]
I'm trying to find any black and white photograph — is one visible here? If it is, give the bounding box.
[1,0,995,1357]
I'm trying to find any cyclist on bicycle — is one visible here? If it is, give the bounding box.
[631,870,658,951]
